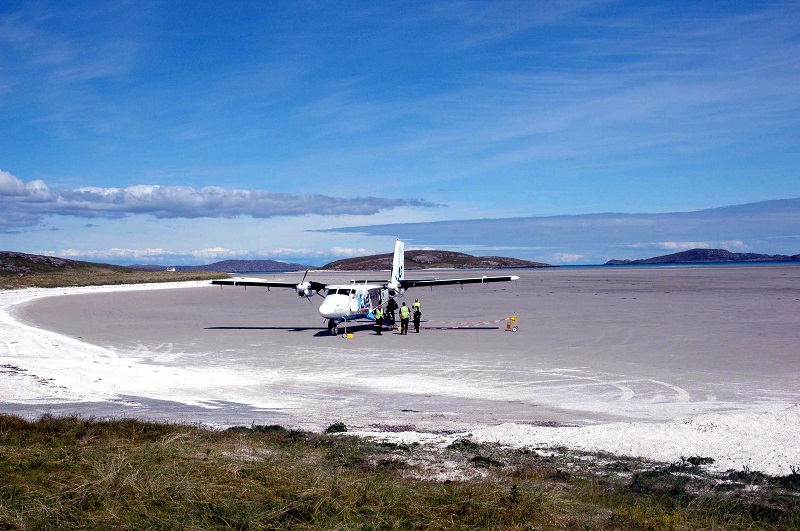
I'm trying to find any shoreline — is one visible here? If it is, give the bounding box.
[2,273,800,475]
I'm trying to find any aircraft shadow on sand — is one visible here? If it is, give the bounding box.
[204,324,375,337]
[204,324,499,336]
[205,325,323,333]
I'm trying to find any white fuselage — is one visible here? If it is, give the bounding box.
[317,284,385,322]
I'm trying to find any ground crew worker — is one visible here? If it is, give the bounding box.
[386,297,398,326]
[413,298,421,313]
[413,305,421,333]
[374,307,384,335]
[399,302,410,335]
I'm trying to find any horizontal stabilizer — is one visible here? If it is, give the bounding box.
[400,275,519,289]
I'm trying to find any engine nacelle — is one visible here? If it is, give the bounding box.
[297,289,317,298]
[387,283,404,297]
[296,282,316,298]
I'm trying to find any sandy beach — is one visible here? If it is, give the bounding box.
[2,266,799,475]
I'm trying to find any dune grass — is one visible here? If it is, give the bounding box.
[1,415,798,530]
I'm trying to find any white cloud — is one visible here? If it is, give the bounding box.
[185,248,251,261]
[327,198,800,263]
[328,247,372,257]
[626,240,752,252]
[551,253,584,263]
[40,246,374,264]
[656,241,711,251]
[51,248,173,260]
[719,240,752,251]
[25,179,53,200]
[0,171,438,231]
[0,170,26,195]
[238,246,372,261]
[48,247,252,262]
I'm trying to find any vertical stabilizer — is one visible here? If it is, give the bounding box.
[389,240,404,289]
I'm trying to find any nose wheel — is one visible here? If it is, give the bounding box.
[327,319,339,336]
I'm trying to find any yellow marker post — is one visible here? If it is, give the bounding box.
[506,314,518,332]
[341,321,353,339]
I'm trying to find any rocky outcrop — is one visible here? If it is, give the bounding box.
[322,250,552,271]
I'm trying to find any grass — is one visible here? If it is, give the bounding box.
[1,269,227,290]
[1,415,798,530]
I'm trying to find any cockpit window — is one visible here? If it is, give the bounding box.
[327,288,353,296]
[327,288,358,296]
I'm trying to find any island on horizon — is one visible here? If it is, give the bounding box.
[606,248,800,265]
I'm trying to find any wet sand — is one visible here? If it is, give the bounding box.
[3,266,800,473]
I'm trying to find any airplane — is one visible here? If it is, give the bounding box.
[211,240,519,335]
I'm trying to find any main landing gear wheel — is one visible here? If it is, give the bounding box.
[327,319,339,336]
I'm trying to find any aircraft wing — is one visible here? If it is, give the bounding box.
[399,275,519,289]
[211,278,328,292]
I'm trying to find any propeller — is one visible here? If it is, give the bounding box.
[295,270,318,302]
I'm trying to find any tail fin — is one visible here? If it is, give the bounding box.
[389,240,404,290]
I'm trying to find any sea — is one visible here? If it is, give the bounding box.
[558,260,800,270]
[226,261,800,275]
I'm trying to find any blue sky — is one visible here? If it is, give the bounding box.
[1,1,799,265]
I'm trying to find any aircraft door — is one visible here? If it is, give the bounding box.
[349,289,360,313]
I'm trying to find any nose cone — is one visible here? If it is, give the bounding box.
[318,294,348,319]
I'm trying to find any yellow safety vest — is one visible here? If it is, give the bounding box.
[400,306,410,319]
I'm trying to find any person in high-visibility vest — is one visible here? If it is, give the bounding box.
[399,302,410,335]
[374,307,384,335]
[410,298,421,333]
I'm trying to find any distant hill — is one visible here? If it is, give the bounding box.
[0,251,132,275]
[1,251,307,277]
[1,251,226,289]
[321,249,552,271]
[130,259,311,273]
[606,248,800,265]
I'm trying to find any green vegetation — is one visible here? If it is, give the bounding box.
[1,415,798,529]
[324,421,348,434]
[0,251,226,289]
[1,268,226,289]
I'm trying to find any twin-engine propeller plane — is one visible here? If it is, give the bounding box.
[211,240,519,335]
